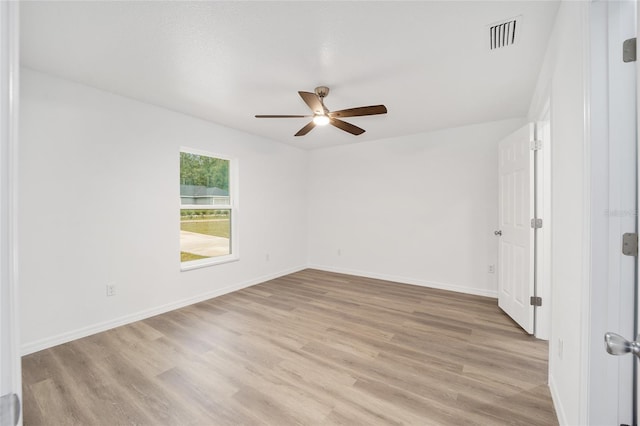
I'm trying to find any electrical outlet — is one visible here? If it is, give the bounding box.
[106,284,116,297]
[488,264,495,273]
[337,248,342,256]
[265,253,270,261]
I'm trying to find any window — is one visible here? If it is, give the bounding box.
[180,149,237,270]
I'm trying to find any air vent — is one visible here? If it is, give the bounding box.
[490,18,518,50]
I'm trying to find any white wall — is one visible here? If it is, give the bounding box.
[19,69,308,354]
[527,3,589,425]
[307,118,524,297]
[18,68,530,356]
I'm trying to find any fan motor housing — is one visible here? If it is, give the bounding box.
[315,86,330,98]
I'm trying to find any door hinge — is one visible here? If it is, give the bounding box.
[530,218,543,229]
[622,233,638,256]
[530,140,542,150]
[530,296,542,307]
[623,38,636,63]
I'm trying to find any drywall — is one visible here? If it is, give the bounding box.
[307,118,524,297]
[19,68,526,354]
[19,69,308,353]
[527,2,589,425]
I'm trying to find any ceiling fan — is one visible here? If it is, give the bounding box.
[255,86,387,136]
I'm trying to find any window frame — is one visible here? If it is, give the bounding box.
[179,147,239,271]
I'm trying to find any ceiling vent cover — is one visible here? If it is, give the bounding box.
[490,18,518,50]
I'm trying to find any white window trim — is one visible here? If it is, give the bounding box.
[179,147,239,271]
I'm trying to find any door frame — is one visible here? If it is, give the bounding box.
[0,1,21,425]
[534,108,551,342]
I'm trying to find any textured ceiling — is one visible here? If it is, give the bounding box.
[20,1,559,150]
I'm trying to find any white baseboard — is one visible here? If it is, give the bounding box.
[21,264,497,355]
[307,264,498,298]
[549,374,566,425]
[21,265,306,356]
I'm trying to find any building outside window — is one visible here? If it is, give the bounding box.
[179,149,237,269]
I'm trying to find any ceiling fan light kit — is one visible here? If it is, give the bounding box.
[255,86,387,137]
[312,115,330,126]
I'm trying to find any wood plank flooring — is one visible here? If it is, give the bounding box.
[22,269,557,425]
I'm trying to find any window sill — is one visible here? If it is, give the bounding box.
[180,255,239,272]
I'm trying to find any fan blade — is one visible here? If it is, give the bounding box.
[330,118,365,135]
[255,115,311,118]
[329,105,387,118]
[295,121,316,136]
[298,91,325,114]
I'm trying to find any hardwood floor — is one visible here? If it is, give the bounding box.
[22,269,557,425]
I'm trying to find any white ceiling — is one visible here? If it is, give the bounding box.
[20,1,559,150]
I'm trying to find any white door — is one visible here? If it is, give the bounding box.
[636,3,640,417]
[497,124,535,334]
[600,1,638,425]
[0,2,21,426]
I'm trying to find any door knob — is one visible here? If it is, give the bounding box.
[604,332,640,358]
[0,393,20,426]
[494,230,502,236]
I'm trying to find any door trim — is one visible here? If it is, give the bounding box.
[0,1,21,424]
[534,112,551,341]
[579,3,592,425]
